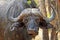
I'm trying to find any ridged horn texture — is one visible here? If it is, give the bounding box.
[7,6,20,22]
[7,8,41,22]
[7,4,56,23]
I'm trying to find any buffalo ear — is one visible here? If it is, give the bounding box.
[12,22,25,28]
[46,23,53,29]
[10,22,25,31]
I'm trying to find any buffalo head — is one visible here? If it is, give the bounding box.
[7,6,55,38]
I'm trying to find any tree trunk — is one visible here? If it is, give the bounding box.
[43,29,49,40]
[51,0,59,40]
[38,0,49,40]
[51,28,58,40]
[45,0,51,18]
[38,0,47,17]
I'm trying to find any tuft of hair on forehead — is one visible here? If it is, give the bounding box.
[20,8,41,15]
[17,8,44,22]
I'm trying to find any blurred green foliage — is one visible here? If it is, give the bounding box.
[27,0,38,6]
[34,0,38,5]
[27,0,31,5]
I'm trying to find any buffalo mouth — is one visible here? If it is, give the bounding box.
[27,31,38,38]
[29,33,37,37]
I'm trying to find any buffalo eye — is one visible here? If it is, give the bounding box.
[23,18,28,23]
[35,18,40,24]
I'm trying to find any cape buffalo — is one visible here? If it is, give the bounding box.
[4,5,56,40]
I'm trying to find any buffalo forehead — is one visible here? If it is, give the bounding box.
[20,8,41,16]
